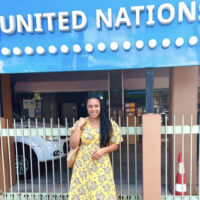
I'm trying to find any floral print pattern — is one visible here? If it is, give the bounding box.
[68,119,123,200]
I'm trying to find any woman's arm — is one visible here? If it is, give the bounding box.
[102,143,118,154]
[92,120,123,160]
[69,125,81,148]
[69,117,86,148]
[91,143,118,160]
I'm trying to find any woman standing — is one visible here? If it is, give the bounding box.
[68,95,123,200]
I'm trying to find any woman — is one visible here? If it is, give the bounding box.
[68,95,123,200]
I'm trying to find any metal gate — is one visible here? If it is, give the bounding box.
[0,118,142,200]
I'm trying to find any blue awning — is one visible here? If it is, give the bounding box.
[0,0,199,73]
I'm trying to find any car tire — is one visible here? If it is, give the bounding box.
[15,144,38,180]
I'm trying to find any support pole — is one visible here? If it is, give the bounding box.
[0,75,16,192]
[142,114,161,200]
[145,69,154,113]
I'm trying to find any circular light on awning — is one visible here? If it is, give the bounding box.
[175,37,184,47]
[189,36,198,46]
[1,47,11,56]
[123,41,131,51]
[73,44,81,53]
[85,43,93,53]
[136,40,144,50]
[60,45,69,54]
[48,45,57,54]
[13,47,22,56]
[149,39,157,49]
[36,46,45,55]
[110,42,119,51]
[25,46,34,55]
[97,42,106,52]
[162,38,170,48]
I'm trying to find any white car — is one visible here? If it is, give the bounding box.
[14,121,69,179]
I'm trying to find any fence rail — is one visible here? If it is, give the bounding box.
[0,127,142,136]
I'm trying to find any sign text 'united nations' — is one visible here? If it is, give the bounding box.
[0,1,198,34]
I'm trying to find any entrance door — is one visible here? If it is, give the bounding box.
[61,103,77,127]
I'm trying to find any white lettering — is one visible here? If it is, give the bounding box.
[72,11,87,30]
[34,13,44,33]
[0,15,16,34]
[178,1,196,23]
[0,4,199,35]
[157,3,175,25]
[43,12,56,32]
[131,6,145,26]
[96,8,112,29]
[17,14,33,33]
[115,7,131,28]
[146,5,155,26]
[58,12,70,31]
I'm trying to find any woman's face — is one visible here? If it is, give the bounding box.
[87,98,101,119]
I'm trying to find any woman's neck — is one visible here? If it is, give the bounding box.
[88,116,100,129]
[88,116,100,122]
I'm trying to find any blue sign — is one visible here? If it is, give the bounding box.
[0,0,199,73]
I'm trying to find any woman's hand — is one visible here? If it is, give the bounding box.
[91,148,105,160]
[69,117,86,148]
[77,117,87,129]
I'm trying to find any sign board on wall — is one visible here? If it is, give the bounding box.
[0,0,200,73]
[23,99,36,109]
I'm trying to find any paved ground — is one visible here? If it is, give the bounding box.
[11,143,171,195]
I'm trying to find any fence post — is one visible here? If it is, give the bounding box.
[142,114,161,200]
[1,75,16,188]
[0,118,10,192]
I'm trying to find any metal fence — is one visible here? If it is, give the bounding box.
[161,115,200,200]
[2,116,199,200]
[0,118,142,200]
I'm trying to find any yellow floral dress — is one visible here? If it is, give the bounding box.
[68,119,123,200]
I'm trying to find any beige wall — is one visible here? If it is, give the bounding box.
[14,69,170,92]
[169,66,198,194]
[13,67,200,93]
[124,76,169,90]
[15,80,108,93]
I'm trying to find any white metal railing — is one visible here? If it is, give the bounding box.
[2,115,200,200]
[161,115,200,200]
[0,117,142,200]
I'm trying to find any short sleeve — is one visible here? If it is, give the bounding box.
[68,121,79,134]
[110,120,123,145]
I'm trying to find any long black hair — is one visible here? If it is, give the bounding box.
[85,95,112,147]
